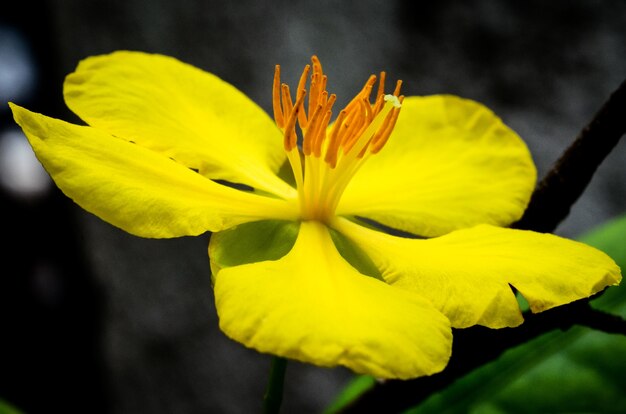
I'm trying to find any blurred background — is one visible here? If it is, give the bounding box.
[1,0,624,412]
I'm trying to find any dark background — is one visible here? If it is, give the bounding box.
[1,1,625,413]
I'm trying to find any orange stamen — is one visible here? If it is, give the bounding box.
[313,110,332,157]
[324,110,347,168]
[281,84,293,119]
[393,80,403,96]
[296,64,311,127]
[303,103,323,155]
[371,93,385,116]
[272,65,284,128]
[342,99,371,154]
[376,71,386,102]
[283,89,306,151]
[370,96,404,154]
[272,56,404,222]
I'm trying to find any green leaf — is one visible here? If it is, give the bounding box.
[0,399,23,414]
[324,375,377,414]
[326,214,626,413]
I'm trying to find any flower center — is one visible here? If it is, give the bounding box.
[273,56,403,223]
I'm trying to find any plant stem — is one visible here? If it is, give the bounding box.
[262,356,288,414]
[514,78,626,232]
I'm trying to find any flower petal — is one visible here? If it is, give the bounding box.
[213,221,452,379]
[334,217,621,329]
[337,95,537,237]
[11,104,298,237]
[63,51,295,198]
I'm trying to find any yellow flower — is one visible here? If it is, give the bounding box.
[10,51,621,379]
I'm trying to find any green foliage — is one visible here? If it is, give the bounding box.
[327,214,626,413]
[324,375,377,414]
[0,399,22,414]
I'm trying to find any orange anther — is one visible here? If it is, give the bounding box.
[320,75,328,95]
[336,109,360,147]
[325,93,337,112]
[393,80,403,96]
[371,93,385,116]
[297,64,311,96]
[303,103,323,155]
[308,72,321,119]
[273,65,284,128]
[311,55,323,78]
[283,89,306,151]
[370,96,403,154]
[297,64,311,127]
[281,83,294,119]
[313,110,332,158]
[360,75,377,104]
[376,71,386,102]
[342,99,370,154]
[324,110,347,168]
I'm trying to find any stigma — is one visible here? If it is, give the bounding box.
[272,56,403,222]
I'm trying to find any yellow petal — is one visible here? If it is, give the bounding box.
[63,51,295,199]
[11,104,298,237]
[337,95,537,237]
[213,221,452,379]
[334,217,621,329]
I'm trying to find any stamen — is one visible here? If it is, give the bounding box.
[324,110,347,168]
[272,56,403,222]
[281,84,294,119]
[370,96,403,153]
[393,80,403,96]
[376,71,386,102]
[296,64,311,127]
[313,110,332,158]
[319,75,328,103]
[342,75,377,114]
[337,109,361,150]
[283,89,306,151]
[372,93,385,116]
[311,55,323,79]
[272,65,284,128]
[303,103,323,155]
[308,56,325,121]
[324,93,337,113]
[342,99,371,154]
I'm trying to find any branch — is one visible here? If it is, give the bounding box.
[514,78,626,232]
[576,307,626,335]
[339,78,626,413]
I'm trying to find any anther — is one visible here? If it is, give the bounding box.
[296,64,311,127]
[283,89,306,151]
[281,84,294,119]
[376,71,386,102]
[370,96,403,154]
[324,110,347,168]
[393,80,403,96]
[303,103,323,155]
[272,65,284,128]
[313,110,332,158]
